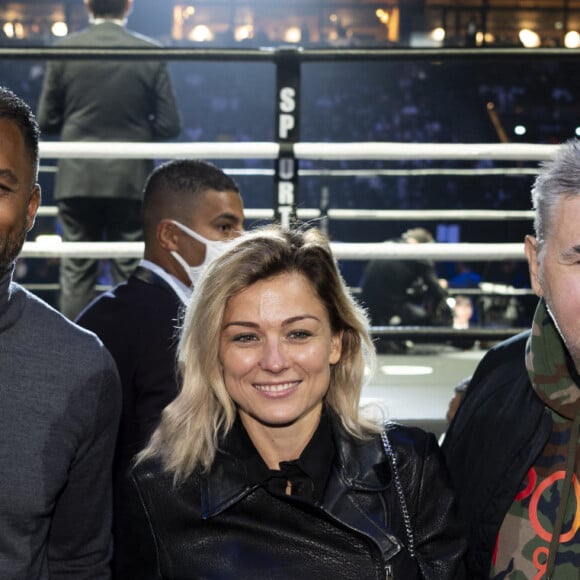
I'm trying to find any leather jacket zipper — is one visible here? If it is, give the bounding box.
[313,501,399,579]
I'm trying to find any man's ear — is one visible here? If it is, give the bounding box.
[157,219,180,252]
[524,234,543,297]
[26,185,41,233]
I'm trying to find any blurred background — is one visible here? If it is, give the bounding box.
[2,0,577,324]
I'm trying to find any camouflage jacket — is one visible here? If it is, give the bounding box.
[491,299,580,579]
[441,304,550,578]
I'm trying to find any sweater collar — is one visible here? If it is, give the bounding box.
[0,264,12,300]
[0,265,21,332]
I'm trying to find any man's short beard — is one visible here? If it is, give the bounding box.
[0,218,27,275]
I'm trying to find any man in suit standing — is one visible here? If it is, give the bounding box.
[37,0,182,320]
[0,85,121,579]
[76,159,244,502]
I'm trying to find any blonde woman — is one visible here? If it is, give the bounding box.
[116,225,466,579]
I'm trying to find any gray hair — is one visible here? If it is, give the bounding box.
[531,138,580,247]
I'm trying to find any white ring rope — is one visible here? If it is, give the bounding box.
[39,166,541,177]
[30,140,541,261]
[38,141,559,161]
[325,209,534,221]
[35,207,535,221]
[39,141,278,160]
[20,241,525,261]
[299,168,541,177]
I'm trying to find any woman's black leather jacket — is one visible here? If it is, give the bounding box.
[115,412,466,579]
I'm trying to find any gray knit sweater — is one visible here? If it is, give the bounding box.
[0,267,121,579]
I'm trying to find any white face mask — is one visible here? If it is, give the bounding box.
[170,220,230,287]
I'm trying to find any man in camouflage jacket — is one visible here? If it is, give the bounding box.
[443,138,580,579]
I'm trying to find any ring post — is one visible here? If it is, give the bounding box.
[274,47,301,227]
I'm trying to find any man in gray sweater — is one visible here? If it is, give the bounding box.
[0,85,121,578]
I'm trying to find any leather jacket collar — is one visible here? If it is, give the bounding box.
[201,409,402,562]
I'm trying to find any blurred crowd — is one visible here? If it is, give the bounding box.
[2,50,567,324]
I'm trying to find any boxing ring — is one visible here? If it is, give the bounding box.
[6,45,563,433]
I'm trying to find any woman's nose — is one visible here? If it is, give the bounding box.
[259,339,288,372]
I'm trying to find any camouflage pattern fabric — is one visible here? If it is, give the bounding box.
[491,299,580,579]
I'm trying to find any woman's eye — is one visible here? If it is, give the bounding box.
[288,330,312,340]
[232,333,258,343]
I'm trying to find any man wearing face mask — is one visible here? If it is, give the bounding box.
[76,160,244,535]
[168,220,233,301]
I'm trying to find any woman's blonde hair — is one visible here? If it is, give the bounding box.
[139,224,378,484]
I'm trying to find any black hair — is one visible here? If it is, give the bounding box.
[142,159,240,241]
[87,0,128,18]
[0,86,39,174]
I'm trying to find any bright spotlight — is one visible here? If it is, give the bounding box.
[514,124,527,136]
[476,32,495,45]
[519,28,540,48]
[13,22,24,39]
[564,30,580,48]
[376,9,389,25]
[234,25,253,42]
[3,22,14,38]
[284,26,301,43]
[431,27,445,42]
[51,21,68,37]
[575,126,580,137]
[189,25,213,42]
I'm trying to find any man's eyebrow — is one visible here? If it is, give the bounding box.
[213,212,243,224]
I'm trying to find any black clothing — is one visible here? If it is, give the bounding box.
[234,410,335,503]
[360,252,452,329]
[116,410,466,579]
[76,266,183,491]
[441,331,552,578]
[77,265,184,579]
[37,22,181,203]
[57,197,143,318]
[37,20,181,318]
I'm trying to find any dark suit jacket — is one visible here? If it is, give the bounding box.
[76,266,184,485]
[442,331,552,577]
[37,21,182,201]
